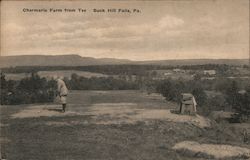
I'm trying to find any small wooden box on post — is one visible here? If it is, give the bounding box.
[179,93,197,115]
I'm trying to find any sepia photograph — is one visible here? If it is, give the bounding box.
[0,0,250,159]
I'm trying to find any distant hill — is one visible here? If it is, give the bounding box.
[134,59,249,66]
[0,55,132,68]
[0,54,248,68]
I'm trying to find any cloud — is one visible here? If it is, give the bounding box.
[4,23,24,33]
[21,14,184,40]
[2,0,249,60]
[158,15,184,29]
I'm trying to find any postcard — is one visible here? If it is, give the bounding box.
[1,0,250,159]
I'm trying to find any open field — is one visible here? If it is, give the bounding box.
[37,70,108,80]
[1,90,250,160]
[3,73,30,81]
[4,70,108,80]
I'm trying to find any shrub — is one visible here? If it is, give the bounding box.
[156,78,207,106]
[226,82,250,122]
[192,86,207,106]
[0,72,56,105]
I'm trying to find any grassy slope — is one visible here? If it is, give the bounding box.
[0,90,249,160]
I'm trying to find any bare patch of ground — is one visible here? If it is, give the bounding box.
[173,141,250,159]
[11,103,210,128]
[88,91,110,94]
[87,103,210,128]
[45,120,90,126]
[11,105,81,118]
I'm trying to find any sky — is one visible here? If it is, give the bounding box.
[1,0,249,60]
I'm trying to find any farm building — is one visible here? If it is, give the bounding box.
[164,72,172,76]
[204,70,216,75]
[238,90,247,95]
[173,69,185,73]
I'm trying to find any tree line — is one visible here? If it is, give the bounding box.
[0,72,140,105]
[1,64,242,76]
[64,73,139,90]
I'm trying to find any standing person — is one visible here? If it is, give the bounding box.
[56,77,68,112]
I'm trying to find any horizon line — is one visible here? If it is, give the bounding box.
[1,54,249,61]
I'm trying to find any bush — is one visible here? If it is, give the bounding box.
[192,86,207,106]
[156,78,207,106]
[224,82,250,122]
[225,81,239,107]
[0,72,56,105]
[235,89,250,118]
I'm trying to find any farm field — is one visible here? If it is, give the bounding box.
[37,70,108,80]
[3,73,30,81]
[4,70,108,80]
[1,90,250,160]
